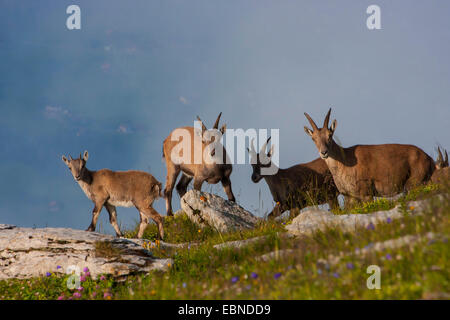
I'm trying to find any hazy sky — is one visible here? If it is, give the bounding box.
[1,1,449,234]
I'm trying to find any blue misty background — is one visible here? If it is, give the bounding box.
[0,1,449,234]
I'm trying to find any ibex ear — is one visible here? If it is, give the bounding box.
[83,151,89,161]
[62,155,69,165]
[304,126,313,137]
[330,119,337,133]
[220,124,226,135]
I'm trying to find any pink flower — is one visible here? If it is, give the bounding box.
[57,295,65,300]
[73,292,82,298]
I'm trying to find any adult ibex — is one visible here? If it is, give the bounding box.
[303,108,435,206]
[62,151,164,239]
[431,147,449,184]
[248,137,339,218]
[162,112,235,216]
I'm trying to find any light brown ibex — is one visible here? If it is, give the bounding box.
[248,137,339,218]
[162,112,235,216]
[303,108,436,206]
[431,147,449,184]
[62,151,164,239]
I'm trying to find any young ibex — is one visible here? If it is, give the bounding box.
[162,112,235,216]
[248,137,339,218]
[303,108,436,206]
[431,147,449,184]
[62,151,164,239]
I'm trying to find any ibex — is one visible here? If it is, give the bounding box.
[431,147,449,184]
[62,151,164,239]
[303,108,436,206]
[162,112,235,216]
[248,137,339,218]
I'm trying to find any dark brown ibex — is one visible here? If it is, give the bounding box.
[248,137,339,218]
[303,108,436,206]
[162,113,235,216]
[62,151,164,239]
[431,147,449,184]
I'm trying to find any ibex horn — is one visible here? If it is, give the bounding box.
[304,112,318,131]
[445,149,449,167]
[68,155,73,161]
[196,116,207,133]
[250,138,256,154]
[323,108,332,129]
[260,136,271,154]
[437,147,443,164]
[213,112,222,129]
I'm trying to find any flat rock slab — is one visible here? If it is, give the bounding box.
[0,227,172,280]
[181,190,261,233]
[285,196,441,237]
[0,224,16,230]
[213,236,267,250]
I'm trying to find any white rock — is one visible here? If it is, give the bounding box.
[213,236,267,250]
[180,190,261,233]
[285,197,437,237]
[0,227,172,280]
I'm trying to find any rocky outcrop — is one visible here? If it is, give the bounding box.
[0,226,172,280]
[180,190,261,233]
[285,197,439,237]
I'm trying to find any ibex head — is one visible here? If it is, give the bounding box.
[304,108,337,159]
[196,112,226,139]
[247,137,274,183]
[436,147,449,169]
[62,151,89,181]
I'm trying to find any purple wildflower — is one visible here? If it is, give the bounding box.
[56,265,62,270]
[385,254,392,260]
[85,272,91,277]
[274,272,282,280]
[367,223,375,230]
[346,262,355,270]
[386,217,392,224]
[46,272,52,277]
[250,272,258,279]
[333,272,340,278]
[317,269,322,275]
[231,276,239,284]
[83,267,89,273]
[182,282,187,288]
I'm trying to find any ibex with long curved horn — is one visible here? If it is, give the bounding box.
[162,112,235,216]
[248,137,339,218]
[303,108,436,206]
[431,147,449,184]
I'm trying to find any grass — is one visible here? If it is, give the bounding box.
[0,183,449,300]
